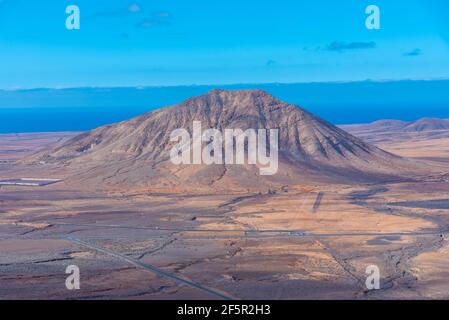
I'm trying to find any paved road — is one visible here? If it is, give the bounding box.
[48,222,449,238]
[67,236,235,300]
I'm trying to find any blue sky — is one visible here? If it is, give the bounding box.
[0,0,448,89]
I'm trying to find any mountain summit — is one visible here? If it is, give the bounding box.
[29,90,424,191]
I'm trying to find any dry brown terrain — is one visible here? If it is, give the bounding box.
[0,132,80,162]
[341,118,449,164]
[1,93,449,300]
[1,163,449,299]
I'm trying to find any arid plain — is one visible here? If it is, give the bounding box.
[1,92,449,300]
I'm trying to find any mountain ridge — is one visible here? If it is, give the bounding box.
[341,117,449,133]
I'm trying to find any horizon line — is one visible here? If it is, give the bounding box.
[2,77,449,91]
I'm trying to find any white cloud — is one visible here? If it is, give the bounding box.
[128,3,141,13]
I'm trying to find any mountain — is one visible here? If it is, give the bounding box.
[402,118,449,132]
[339,120,408,135]
[341,118,449,133]
[341,118,449,145]
[27,90,425,192]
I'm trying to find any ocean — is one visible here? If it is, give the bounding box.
[2,103,449,134]
[0,107,151,133]
[1,80,449,133]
